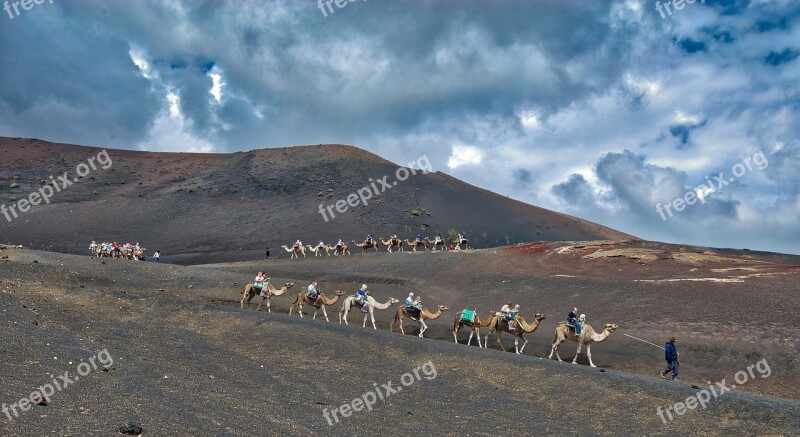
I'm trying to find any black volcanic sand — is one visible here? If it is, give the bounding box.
[1,244,799,435]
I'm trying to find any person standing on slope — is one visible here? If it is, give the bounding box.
[660,336,679,381]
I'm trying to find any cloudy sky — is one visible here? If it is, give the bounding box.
[1,0,798,254]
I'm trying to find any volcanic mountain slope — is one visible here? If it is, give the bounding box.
[0,137,630,263]
[1,243,798,435]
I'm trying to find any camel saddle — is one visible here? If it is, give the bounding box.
[460,309,476,323]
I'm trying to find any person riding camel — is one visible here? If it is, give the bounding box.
[391,233,398,244]
[254,272,269,298]
[416,234,423,243]
[458,233,467,244]
[317,240,325,249]
[89,241,97,253]
[293,239,302,248]
[434,234,443,245]
[500,301,513,319]
[508,304,520,331]
[134,242,141,251]
[355,284,370,313]
[307,281,322,305]
[366,234,373,245]
[405,292,422,320]
[567,307,579,331]
[336,239,344,248]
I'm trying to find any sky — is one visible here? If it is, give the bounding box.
[1,0,798,254]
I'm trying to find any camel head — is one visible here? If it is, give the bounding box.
[284,282,296,288]
[389,297,400,304]
[534,313,546,322]
[437,305,449,312]
[604,323,619,332]
[334,290,344,296]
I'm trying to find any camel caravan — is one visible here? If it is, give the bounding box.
[281,233,472,258]
[89,241,146,261]
[240,275,617,366]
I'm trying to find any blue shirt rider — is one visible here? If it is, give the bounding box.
[356,284,370,312]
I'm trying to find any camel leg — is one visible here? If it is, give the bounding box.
[419,320,428,337]
[453,326,460,344]
[484,330,492,348]
[399,316,405,335]
[266,298,272,313]
[362,312,368,328]
[256,296,266,311]
[514,337,520,354]
[476,328,483,348]
[370,310,377,330]
[322,305,329,322]
[587,344,596,368]
[519,336,528,354]
[298,302,304,318]
[496,330,506,352]
[549,340,563,361]
[572,338,584,364]
[467,331,473,346]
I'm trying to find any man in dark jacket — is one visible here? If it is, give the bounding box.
[660,336,679,380]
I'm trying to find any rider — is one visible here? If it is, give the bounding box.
[416,234,423,243]
[89,241,97,253]
[567,307,581,336]
[508,304,520,331]
[317,240,325,249]
[366,234,373,245]
[391,233,398,244]
[307,281,322,305]
[134,242,141,251]
[356,284,370,313]
[293,239,302,248]
[405,292,421,320]
[500,301,513,319]
[336,238,344,247]
[254,272,268,297]
[434,234,443,245]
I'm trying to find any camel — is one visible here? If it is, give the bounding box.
[132,248,146,260]
[484,313,546,354]
[380,238,404,252]
[288,290,344,322]
[548,321,619,367]
[404,239,427,252]
[426,237,446,251]
[281,244,306,259]
[452,310,493,347]
[326,243,350,256]
[390,304,449,337]
[306,244,327,257]
[352,240,379,253]
[339,295,400,329]
[451,237,472,250]
[241,282,296,312]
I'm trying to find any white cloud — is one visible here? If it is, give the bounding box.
[447,145,484,169]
